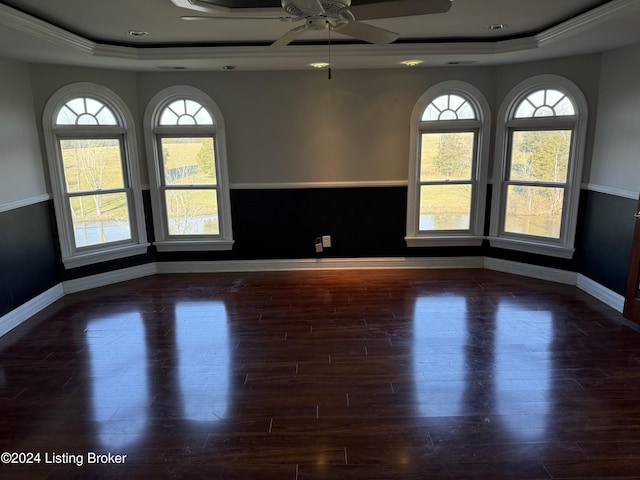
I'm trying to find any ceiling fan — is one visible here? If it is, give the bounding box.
[173,0,452,50]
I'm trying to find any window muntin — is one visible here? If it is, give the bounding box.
[490,76,587,258]
[43,84,148,267]
[145,86,233,251]
[406,83,490,246]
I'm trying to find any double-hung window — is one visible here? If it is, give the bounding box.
[490,75,588,258]
[43,83,148,268]
[406,81,490,246]
[144,86,233,251]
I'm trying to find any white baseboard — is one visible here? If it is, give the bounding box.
[1,257,626,339]
[155,256,485,274]
[483,257,578,285]
[576,274,625,312]
[0,284,64,337]
[62,263,158,294]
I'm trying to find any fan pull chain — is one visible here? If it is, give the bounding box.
[327,23,332,80]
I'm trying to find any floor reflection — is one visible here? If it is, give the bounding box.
[495,299,552,439]
[413,295,468,417]
[85,312,149,448]
[175,301,230,422]
[413,294,552,435]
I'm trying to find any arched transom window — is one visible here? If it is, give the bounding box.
[43,83,148,268]
[144,86,233,251]
[490,76,588,258]
[406,82,491,247]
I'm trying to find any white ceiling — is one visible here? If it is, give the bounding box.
[0,0,639,71]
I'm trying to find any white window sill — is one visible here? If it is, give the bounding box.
[154,240,235,252]
[63,243,151,269]
[405,235,485,247]
[488,236,574,259]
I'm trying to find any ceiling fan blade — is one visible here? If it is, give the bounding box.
[266,24,307,51]
[349,0,451,21]
[333,21,399,45]
[181,15,293,21]
[290,0,325,16]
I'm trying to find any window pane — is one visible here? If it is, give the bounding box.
[420,132,474,181]
[514,100,535,119]
[457,102,476,120]
[422,104,441,121]
[419,184,471,231]
[509,130,571,183]
[161,137,217,186]
[60,139,125,192]
[70,193,131,247]
[529,90,545,108]
[165,189,219,236]
[534,106,554,117]
[554,97,575,116]
[505,185,564,238]
[546,89,564,106]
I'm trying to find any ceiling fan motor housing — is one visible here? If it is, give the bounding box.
[282,0,351,19]
[306,17,329,30]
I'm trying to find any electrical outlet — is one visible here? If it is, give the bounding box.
[322,235,332,248]
[315,237,323,253]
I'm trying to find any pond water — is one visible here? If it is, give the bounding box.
[74,214,220,247]
[419,214,470,231]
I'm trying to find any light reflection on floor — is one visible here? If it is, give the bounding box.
[175,301,229,422]
[413,295,552,439]
[414,295,468,417]
[86,312,149,448]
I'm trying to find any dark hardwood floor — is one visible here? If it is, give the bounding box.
[2,268,640,479]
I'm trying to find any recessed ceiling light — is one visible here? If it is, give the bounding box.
[485,24,507,30]
[128,30,148,37]
[309,62,330,69]
[400,60,423,67]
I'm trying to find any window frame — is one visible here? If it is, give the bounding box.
[42,83,149,268]
[144,86,233,252]
[489,75,588,259]
[406,81,491,247]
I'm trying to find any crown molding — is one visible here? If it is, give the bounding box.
[0,0,637,70]
[536,0,639,47]
[0,3,93,53]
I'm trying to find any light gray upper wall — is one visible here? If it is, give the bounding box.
[0,57,47,208]
[26,53,604,189]
[136,68,496,185]
[494,53,602,184]
[590,43,640,198]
